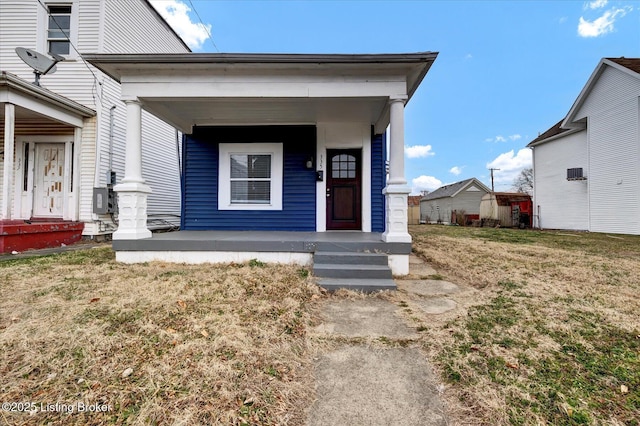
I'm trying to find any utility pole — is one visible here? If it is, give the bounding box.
[489,168,500,192]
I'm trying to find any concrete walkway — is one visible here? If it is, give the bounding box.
[307,254,463,425]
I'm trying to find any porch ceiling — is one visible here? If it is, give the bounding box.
[140,96,389,131]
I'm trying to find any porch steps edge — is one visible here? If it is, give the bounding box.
[313,251,388,265]
[312,263,393,279]
[316,278,397,293]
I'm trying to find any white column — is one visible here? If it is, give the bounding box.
[112,99,152,240]
[388,97,407,185]
[382,96,411,247]
[1,103,15,220]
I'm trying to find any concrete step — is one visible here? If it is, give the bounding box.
[313,251,388,266]
[316,278,397,293]
[313,263,393,279]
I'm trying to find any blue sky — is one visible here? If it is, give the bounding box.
[150,0,639,194]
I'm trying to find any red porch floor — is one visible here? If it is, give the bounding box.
[0,220,84,254]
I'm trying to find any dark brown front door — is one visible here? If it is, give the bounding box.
[326,149,361,230]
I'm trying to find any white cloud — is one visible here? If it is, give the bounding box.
[405,145,435,158]
[449,166,463,176]
[585,0,608,10]
[149,0,211,50]
[559,16,568,24]
[411,175,443,195]
[578,6,631,38]
[486,134,522,143]
[465,53,473,60]
[486,148,532,186]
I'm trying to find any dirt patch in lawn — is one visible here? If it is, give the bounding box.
[408,225,640,425]
[0,248,320,425]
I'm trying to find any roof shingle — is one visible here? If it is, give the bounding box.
[606,57,640,74]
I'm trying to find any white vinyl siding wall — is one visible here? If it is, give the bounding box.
[103,1,188,53]
[533,130,589,231]
[588,100,640,234]
[575,66,640,121]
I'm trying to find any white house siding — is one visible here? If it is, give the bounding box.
[588,99,640,235]
[78,116,97,224]
[0,1,39,74]
[532,130,589,230]
[574,66,640,121]
[103,0,189,54]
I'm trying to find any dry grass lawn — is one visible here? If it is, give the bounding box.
[2,227,639,425]
[0,248,320,425]
[408,225,640,425]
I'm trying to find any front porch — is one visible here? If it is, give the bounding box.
[0,220,84,253]
[112,230,412,276]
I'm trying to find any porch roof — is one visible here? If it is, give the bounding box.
[0,72,95,128]
[85,52,438,134]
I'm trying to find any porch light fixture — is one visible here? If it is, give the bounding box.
[305,157,314,169]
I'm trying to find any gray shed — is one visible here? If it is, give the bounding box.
[420,178,490,224]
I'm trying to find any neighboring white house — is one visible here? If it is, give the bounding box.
[0,0,189,251]
[527,57,640,235]
[420,178,490,224]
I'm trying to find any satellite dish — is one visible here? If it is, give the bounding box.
[15,47,64,86]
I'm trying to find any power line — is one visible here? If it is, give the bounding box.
[187,0,220,52]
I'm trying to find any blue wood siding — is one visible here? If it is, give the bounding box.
[181,126,316,231]
[371,130,386,232]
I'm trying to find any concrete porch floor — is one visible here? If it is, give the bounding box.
[112,230,413,277]
[112,231,411,254]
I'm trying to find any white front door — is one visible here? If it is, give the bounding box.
[33,143,65,217]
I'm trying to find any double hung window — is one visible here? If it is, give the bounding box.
[47,5,72,55]
[219,143,283,210]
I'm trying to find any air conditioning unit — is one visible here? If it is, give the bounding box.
[567,167,586,181]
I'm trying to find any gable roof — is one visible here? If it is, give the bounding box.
[421,178,490,201]
[0,71,95,123]
[528,57,640,147]
[562,57,640,128]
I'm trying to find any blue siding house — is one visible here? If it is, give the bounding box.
[85,52,438,276]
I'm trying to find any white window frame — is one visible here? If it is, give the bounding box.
[218,143,283,211]
[37,1,79,60]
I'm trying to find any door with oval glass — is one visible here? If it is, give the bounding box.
[326,149,361,230]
